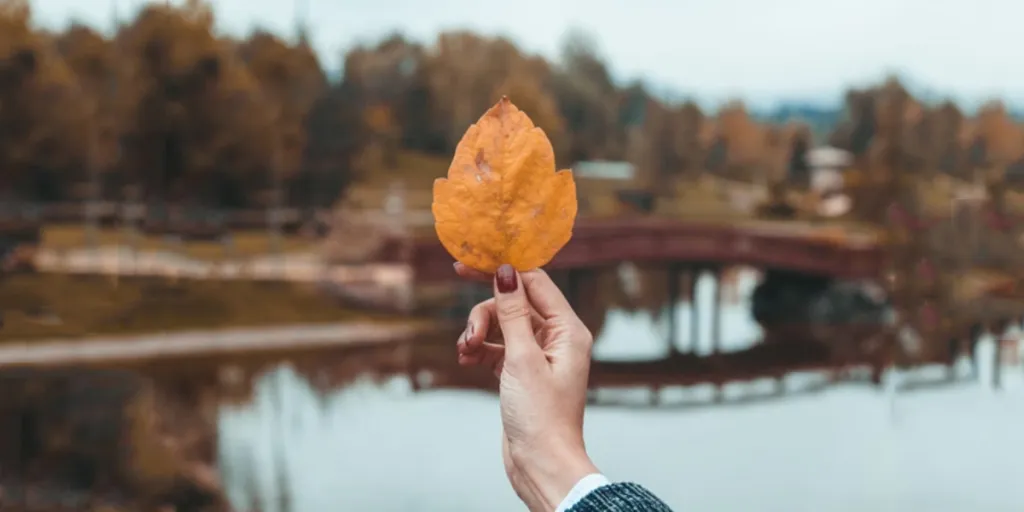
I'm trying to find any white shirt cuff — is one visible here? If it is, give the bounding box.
[555,473,612,512]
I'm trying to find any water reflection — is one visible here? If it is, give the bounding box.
[594,268,762,361]
[219,269,1023,512]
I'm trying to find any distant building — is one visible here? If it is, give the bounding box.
[807,146,853,218]
[572,161,650,215]
[807,146,851,190]
[573,161,637,181]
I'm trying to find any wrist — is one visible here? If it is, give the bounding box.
[517,442,599,511]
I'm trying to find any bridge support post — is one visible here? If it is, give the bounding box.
[666,263,682,357]
[711,266,722,354]
[946,337,958,382]
[993,322,1004,391]
[689,267,700,353]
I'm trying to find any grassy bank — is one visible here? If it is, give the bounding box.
[0,273,403,342]
[41,225,316,261]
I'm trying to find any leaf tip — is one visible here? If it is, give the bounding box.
[485,96,517,119]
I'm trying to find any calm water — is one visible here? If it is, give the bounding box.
[217,271,1024,512]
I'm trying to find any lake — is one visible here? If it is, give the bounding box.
[218,270,1024,512]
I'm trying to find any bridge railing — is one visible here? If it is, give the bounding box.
[409,218,887,283]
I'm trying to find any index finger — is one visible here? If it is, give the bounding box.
[454,263,574,320]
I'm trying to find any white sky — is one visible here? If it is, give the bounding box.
[29,0,1024,109]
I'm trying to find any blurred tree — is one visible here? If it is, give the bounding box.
[4,14,1024,230]
[619,82,655,184]
[299,82,364,208]
[704,136,729,174]
[343,34,434,152]
[830,88,876,161]
[901,98,931,174]
[551,29,623,162]
[973,101,1023,171]
[873,77,911,172]
[786,124,812,186]
[55,23,122,196]
[117,0,277,210]
[493,69,566,158]
[423,32,563,157]
[714,101,763,180]
[0,0,92,202]
[670,102,706,176]
[239,30,326,207]
[929,101,965,175]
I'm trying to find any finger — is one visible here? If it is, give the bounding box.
[461,298,543,352]
[460,302,492,353]
[454,262,492,282]
[457,341,505,368]
[493,264,544,363]
[520,269,576,320]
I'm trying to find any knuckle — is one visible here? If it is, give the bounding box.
[505,348,530,366]
[574,322,594,349]
[497,300,530,321]
[469,299,494,317]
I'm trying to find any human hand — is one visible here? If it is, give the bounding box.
[454,262,599,511]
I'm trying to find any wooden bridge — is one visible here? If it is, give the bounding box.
[410,217,887,282]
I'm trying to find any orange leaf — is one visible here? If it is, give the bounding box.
[432,97,577,273]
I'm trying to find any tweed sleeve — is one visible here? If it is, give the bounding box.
[566,482,674,512]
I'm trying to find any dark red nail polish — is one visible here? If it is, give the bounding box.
[495,264,517,293]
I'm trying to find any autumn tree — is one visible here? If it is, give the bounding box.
[493,59,565,160]
[786,124,812,185]
[343,34,433,160]
[419,31,564,160]
[0,0,93,202]
[239,30,326,207]
[55,23,122,196]
[116,0,277,210]
[551,30,624,162]
[668,102,706,176]
[710,101,764,180]
[930,101,965,175]
[965,102,1024,176]
[829,88,876,163]
[300,82,364,207]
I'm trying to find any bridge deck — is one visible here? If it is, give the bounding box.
[572,216,885,247]
[0,322,437,368]
[412,216,888,282]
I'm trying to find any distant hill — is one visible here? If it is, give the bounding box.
[752,100,1024,143]
[751,103,843,142]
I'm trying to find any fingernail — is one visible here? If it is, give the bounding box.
[466,321,475,339]
[495,264,518,294]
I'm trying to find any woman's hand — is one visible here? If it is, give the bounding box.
[455,262,599,511]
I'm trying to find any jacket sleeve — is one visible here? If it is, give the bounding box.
[566,482,674,512]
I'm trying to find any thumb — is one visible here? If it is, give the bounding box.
[493,264,543,363]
